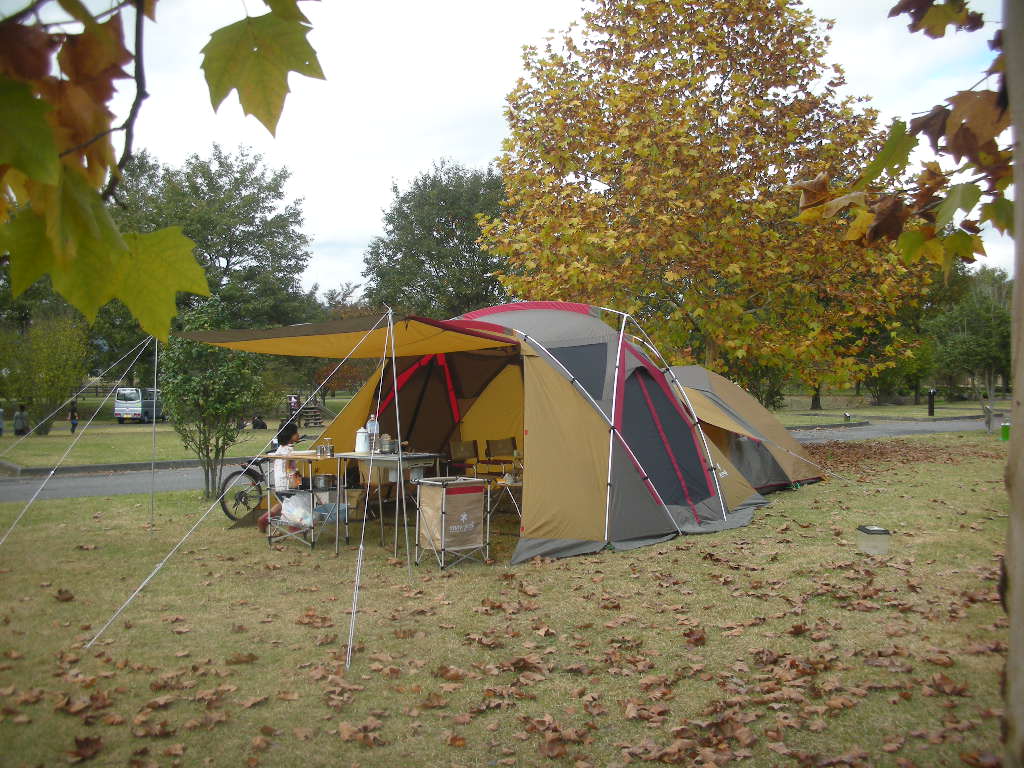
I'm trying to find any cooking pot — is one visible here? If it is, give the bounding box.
[312,474,336,491]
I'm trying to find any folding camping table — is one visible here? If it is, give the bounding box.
[260,452,344,553]
[335,451,443,555]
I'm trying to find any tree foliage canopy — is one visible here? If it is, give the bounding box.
[161,297,268,497]
[0,0,323,339]
[361,161,508,319]
[480,0,931,389]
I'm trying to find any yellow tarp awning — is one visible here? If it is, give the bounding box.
[179,316,518,359]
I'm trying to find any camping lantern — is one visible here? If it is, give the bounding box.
[856,525,891,555]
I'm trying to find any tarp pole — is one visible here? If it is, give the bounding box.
[346,310,395,669]
[150,336,159,529]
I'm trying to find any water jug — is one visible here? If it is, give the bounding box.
[355,427,369,453]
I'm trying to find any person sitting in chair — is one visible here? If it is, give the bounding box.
[258,422,314,533]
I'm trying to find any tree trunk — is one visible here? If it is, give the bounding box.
[1003,2,1023,764]
[810,383,822,411]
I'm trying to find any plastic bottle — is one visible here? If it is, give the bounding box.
[366,414,379,451]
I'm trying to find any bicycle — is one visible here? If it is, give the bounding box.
[219,457,271,521]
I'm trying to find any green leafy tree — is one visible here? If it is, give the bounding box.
[8,312,89,435]
[0,0,323,339]
[362,161,508,318]
[161,298,267,498]
[926,266,1011,403]
[480,0,930,392]
[90,146,322,380]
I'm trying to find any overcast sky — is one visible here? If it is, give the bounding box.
[103,0,1009,295]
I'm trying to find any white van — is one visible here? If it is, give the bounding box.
[114,388,164,423]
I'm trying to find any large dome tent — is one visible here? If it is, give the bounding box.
[185,302,767,563]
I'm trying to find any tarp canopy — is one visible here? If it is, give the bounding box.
[181,315,518,359]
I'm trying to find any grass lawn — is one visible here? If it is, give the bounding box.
[0,432,1007,766]
[0,425,277,468]
[1,398,353,470]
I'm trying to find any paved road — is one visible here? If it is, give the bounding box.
[790,416,991,444]
[0,418,994,503]
[0,466,207,503]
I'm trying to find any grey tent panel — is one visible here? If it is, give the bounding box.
[549,343,608,404]
[608,441,686,541]
[511,537,606,564]
[621,368,714,510]
[730,434,788,490]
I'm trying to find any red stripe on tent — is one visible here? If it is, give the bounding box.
[437,353,461,423]
[379,354,434,415]
[627,345,715,493]
[445,485,485,496]
[636,373,700,524]
[444,319,512,335]
[460,302,593,320]
[407,315,520,345]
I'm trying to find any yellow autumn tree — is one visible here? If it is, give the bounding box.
[481,0,933,395]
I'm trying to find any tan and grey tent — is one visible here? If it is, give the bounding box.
[668,365,823,492]
[187,302,766,563]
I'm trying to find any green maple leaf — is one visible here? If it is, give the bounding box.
[855,120,917,190]
[935,182,982,228]
[119,228,209,339]
[0,78,60,185]
[980,198,1013,236]
[262,0,310,22]
[1,171,209,338]
[201,13,324,135]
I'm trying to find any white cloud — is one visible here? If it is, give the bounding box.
[111,0,1012,295]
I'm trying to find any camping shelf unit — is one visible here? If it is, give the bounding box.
[187,302,822,564]
[414,476,490,568]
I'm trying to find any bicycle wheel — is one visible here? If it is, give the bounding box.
[220,468,266,521]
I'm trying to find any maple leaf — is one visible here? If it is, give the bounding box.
[201,13,324,135]
[0,22,57,80]
[856,120,917,189]
[909,104,950,153]
[791,172,830,210]
[66,735,103,763]
[56,12,132,103]
[935,183,982,228]
[945,90,1010,147]
[0,77,60,184]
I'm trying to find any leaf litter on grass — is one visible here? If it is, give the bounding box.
[0,433,1009,766]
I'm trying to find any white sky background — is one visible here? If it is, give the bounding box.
[92,0,1011,295]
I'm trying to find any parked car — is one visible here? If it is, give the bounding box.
[114,387,164,423]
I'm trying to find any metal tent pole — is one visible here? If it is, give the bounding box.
[150,336,159,529]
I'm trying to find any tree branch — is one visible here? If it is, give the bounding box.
[102,0,148,201]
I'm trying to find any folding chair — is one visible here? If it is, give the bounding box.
[265,472,318,550]
[447,439,479,476]
[415,476,490,568]
[477,437,519,479]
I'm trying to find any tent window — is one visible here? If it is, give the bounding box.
[621,368,713,511]
[549,343,607,402]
